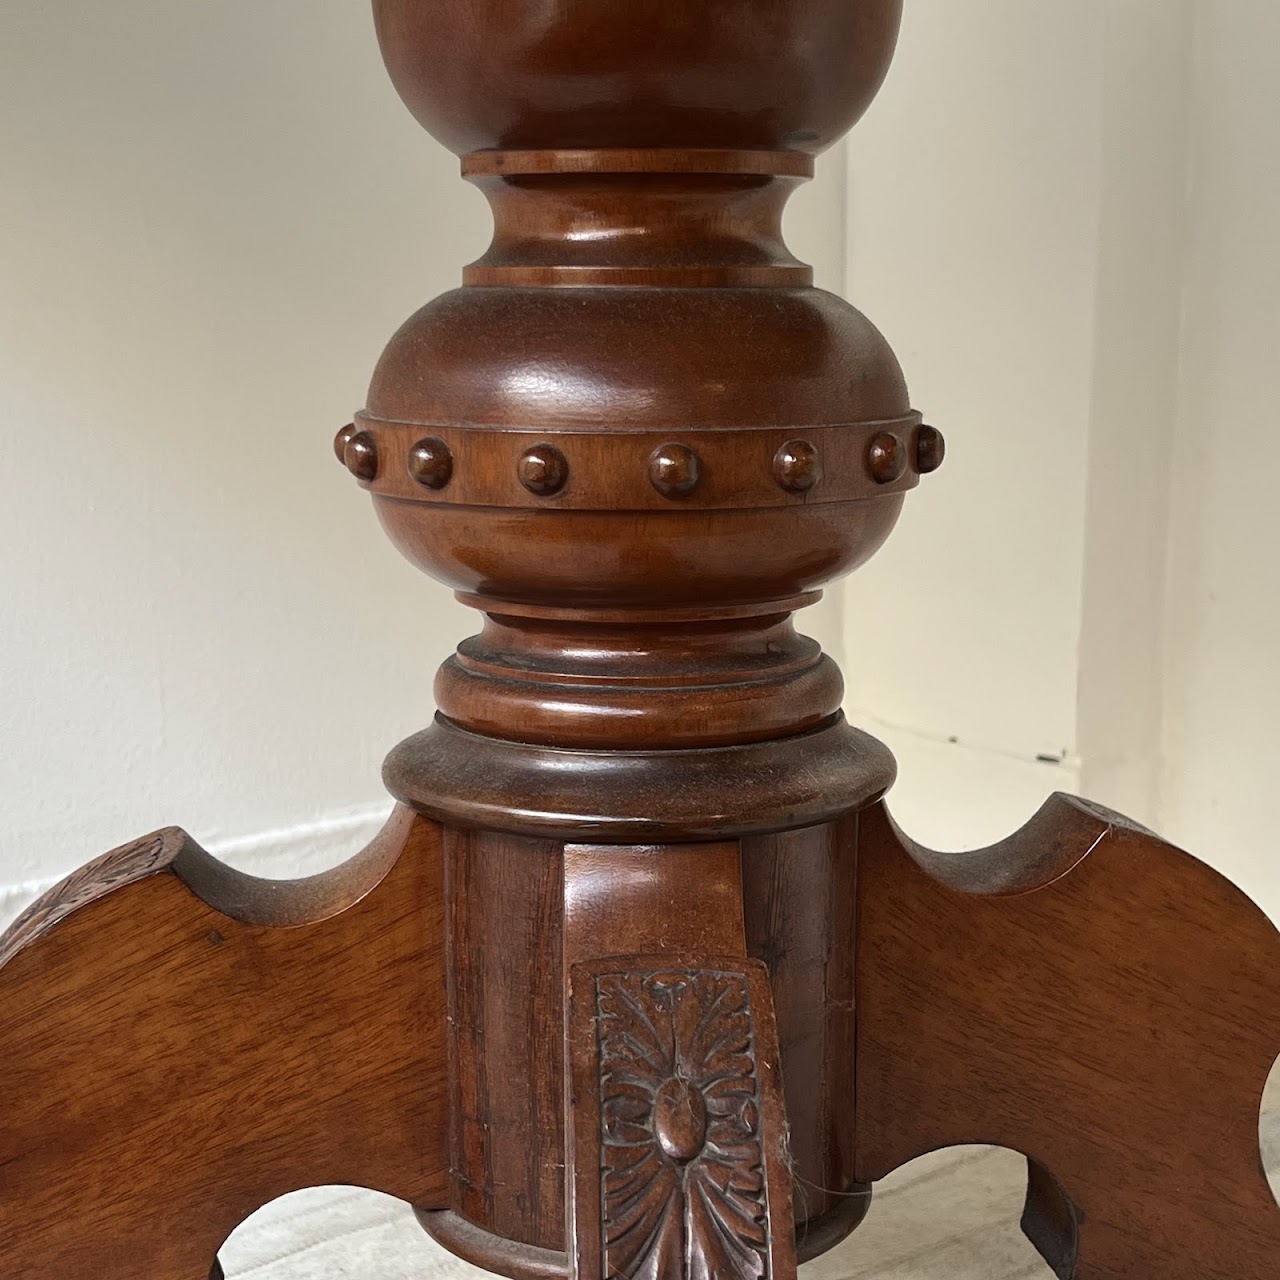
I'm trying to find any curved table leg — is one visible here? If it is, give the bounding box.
[0,806,449,1279]
[854,795,1280,1278]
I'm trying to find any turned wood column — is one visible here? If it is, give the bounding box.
[8,6,1280,1280]
[333,3,935,1274]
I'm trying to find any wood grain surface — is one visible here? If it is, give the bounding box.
[563,844,796,1280]
[568,958,795,1280]
[855,796,1280,1278]
[0,808,449,1279]
[16,1,1279,1277]
[442,828,567,1252]
[743,820,870,1256]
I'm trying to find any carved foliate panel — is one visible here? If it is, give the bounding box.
[568,958,796,1280]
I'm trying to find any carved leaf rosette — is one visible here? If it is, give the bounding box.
[594,968,772,1280]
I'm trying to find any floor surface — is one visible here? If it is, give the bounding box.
[220,1113,1280,1279]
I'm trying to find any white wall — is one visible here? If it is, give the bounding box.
[1074,0,1192,823]
[4,1,1277,930]
[843,0,1110,846]
[843,0,1280,924]
[1161,1,1280,913]
[0,2,848,919]
[0,1,473,915]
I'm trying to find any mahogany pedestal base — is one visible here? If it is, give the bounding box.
[2,789,1277,1279]
[8,2,1278,1277]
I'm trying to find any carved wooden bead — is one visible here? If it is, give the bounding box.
[867,432,906,485]
[773,439,823,494]
[648,443,701,498]
[654,1076,708,1164]
[343,430,379,482]
[517,443,569,496]
[916,424,946,475]
[408,437,454,490]
[333,423,358,465]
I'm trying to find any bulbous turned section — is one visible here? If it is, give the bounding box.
[348,2,933,628]
[350,5,924,1277]
[356,285,919,609]
[364,255,908,430]
[339,0,939,848]
[373,0,904,157]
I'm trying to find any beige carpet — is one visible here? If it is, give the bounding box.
[215,1147,1048,1280]
[220,1117,1280,1279]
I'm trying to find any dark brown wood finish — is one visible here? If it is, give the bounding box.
[384,713,896,843]
[7,3,1280,1279]
[743,819,870,1257]
[855,798,1280,1279]
[372,0,904,156]
[439,830,567,1253]
[360,1,923,855]
[0,810,449,1279]
[562,845,795,1280]
[568,958,796,1280]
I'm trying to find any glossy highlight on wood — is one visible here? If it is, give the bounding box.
[333,422,358,464]
[5,3,1278,1279]
[517,443,569,497]
[867,432,907,485]
[648,442,702,500]
[773,439,825,495]
[343,429,379,482]
[408,436,454,490]
[914,423,946,475]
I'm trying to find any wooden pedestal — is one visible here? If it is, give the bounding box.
[3,3,1278,1278]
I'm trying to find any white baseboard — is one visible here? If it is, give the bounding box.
[0,805,391,931]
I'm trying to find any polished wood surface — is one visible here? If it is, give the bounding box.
[744,820,870,1256]
[0,810,448,1279]
[568,957,796,1280]
[358,0,926,864]
[6,2,1278,1277]
[442,830,566,1252]
[372,0,904,156]
[561,845,796,1280]
[383,713,896,843]
[855,798,1280,1278]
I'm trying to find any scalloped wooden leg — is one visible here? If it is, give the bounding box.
[563,844,797,1280]
[0,807,449,1279]
[853,796,1280,1279]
